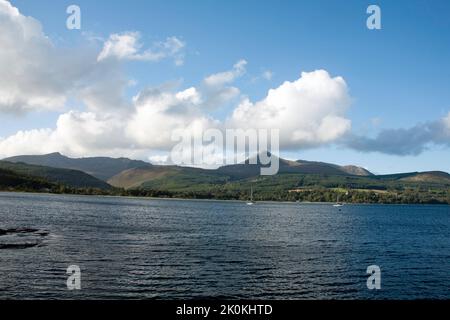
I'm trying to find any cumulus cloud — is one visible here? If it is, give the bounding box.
[204,59,247,87]
[0,0,186,115]
[345,113,450,155]
[76,59,131,113]
[198,60,247,110]
[0,111,131,157]
[0,61,357,160]
[0,53,245,159]
[0,0,134,114]
[5,0,448,163]
[229,70,352,149]
[0,91,217,159]
[0,129,57,156]
[0,0,71,113]
[97,32,185,65]
[125,86,218,150]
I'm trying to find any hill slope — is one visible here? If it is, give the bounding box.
[0,161,111,190]
[0,167,56,191]
[216,154,373,179]
[108,153,449,194]
[4,153,150,181]
[108,166,228,191]
[399,171,450,184]
[2,153,448,204]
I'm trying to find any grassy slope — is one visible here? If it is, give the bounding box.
[110,165,450,190]
[0,161,111,190]
[4,153,150,181]
[108,165,450,203]
[0,168,56,191]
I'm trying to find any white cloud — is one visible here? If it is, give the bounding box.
[198,60,247,110]
[0,0,187,115]
[345,112,450,155]
[0,129,57,156]
[175,87,202,104]
[6,0,418,162]
[3,0,450,166]
[97,32,140,61]
[0,0,134,114]
[0,0,69,113]
[229,70,352,149]
[204,59,247,87]
[0,68,355,159]
[125,86,217,150]
[55,111,130,154]
[0,81,221,159]
[148,154,169,164]
[0,111,132,158]
[97,32,185,65]
[163,36,185,56]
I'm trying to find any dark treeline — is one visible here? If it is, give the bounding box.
[11,186,448,205]
[2,185,449,204]
[136,188,450,204]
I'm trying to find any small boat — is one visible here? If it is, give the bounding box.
[333,194,344,207]
[246,186,255,205]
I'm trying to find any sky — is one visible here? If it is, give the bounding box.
[1,0,450,174]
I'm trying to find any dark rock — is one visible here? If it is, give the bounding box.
[7,228,39,234]
[0,242,40,249]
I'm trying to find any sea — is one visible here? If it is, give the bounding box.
[0,192,448,299]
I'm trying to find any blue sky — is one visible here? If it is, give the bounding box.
[2,0,450,174]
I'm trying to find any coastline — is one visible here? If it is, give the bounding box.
[1,190,448,206]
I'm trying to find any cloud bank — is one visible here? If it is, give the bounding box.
[0,0,72,113]
[229,70,352,149]
[345,114,450,155]
[0,0,449,163]
[97,32,185,65]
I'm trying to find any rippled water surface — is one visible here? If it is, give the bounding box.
[0,192,449,299]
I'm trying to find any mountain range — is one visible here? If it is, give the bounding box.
[4,152,149,181]
[0,160,111,190]
[3,152,378,189]
[1,152,449,203]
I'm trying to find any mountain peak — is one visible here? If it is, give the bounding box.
[46,152,65,157]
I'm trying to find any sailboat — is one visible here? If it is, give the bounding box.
[246,186,255,205]
[333,193,344,207]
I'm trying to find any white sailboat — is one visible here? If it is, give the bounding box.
[247,185,255,205]
[333,193,344,207]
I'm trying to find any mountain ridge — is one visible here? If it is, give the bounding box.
[4,152,449,192]
[0,161,111,190]
[1,152,449,204]
[4,152,151,181]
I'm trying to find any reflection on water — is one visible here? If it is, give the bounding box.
[0,192,449,299]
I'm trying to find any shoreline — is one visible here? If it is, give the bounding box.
[0,190,448,206]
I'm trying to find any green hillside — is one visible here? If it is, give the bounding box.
[0,167,56,191]
[108,166,227,191]
[0,161,111,190]
[216,155,373,179]
[2,152,449,204]
[4,152,150,181]
[109,162,450,204]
